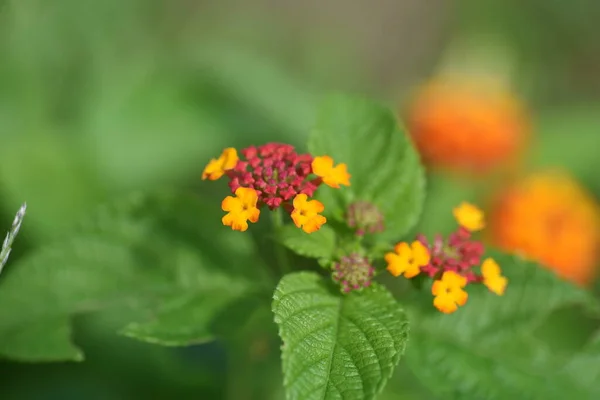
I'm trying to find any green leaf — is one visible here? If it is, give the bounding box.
[562,331,600,394]
[278,224,337,263]
[308,94,425,240]
[0,317,83,362]
[272,272,409,400]
[405,251,600,399]
[0,191,265,361]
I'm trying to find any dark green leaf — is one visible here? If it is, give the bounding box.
[273,272,409,400]
[308,94,425,240]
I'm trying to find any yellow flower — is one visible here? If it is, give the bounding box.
[221,187,260,232]
[481,258,507,295]
[385,241,430,278]
[432,271,468,314]
[291,194,327,233]
[202,147,239,181]
[311,156,351,188]
[453,202,485,232]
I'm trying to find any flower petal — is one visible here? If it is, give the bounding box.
[453,288,469,306]
[433,293,458,314]
[481,257,501,278]
[411,241,431,266]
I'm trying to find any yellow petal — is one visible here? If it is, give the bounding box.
[481,257,501,278]
[220,147,239,170]
[247,207,261,223]
[311,156,334,177]
[484,275,508,296]
[453,202,485,232]
[442,271,467,288]
[221,196,241,212]
[453,288,469,306]
[222,212,249,232]
[404,263,421,278]
[202,158,224,180]
[331,163,351,187]
[293,193,309,210]
[302,215,327,233]
[431,280,447,296]
[306,198,325,214]
[393,242,411,256]
[236,187,258,205]
[411,241,431,266]
[433,293,458,314]
[291,209,307,228]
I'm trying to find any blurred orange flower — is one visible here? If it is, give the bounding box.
[488,171,600,286]
[405,76,530,174]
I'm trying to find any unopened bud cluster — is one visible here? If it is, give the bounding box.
[332,253,375,293]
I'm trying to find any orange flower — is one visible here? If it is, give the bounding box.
[432,271,468,314]
[488,171,600,286]
[405,76,529,174]
[291,194,327,233]
[202,148,239,180]
[312,156,351,188]
[221,187,260,232]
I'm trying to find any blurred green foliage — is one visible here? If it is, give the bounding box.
[0,0,599,399]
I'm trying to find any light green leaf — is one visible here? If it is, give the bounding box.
[405,251,600,399]
[308,94,425,240]
[279,224,337,263]
[0,191,265,361]
[272,272,409,400]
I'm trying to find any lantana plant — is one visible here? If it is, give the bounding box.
[0,94,598,400]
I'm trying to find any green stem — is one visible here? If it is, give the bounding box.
[271,208,291,275]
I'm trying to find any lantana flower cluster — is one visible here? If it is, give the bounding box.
[202,143,350,233]
[385,202,508,314]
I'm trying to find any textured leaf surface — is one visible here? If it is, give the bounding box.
[405,251,600,400]
[273,272,409,400]
[0,191,264,361]
[308,94,425,240]
[279,225,337,263]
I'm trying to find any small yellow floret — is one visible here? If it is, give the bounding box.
[481,258,508,295]
[385,241,430,278]
[453,202,485,232]
[221,187,260,232]
[432,271,469,314]
[202,147,239,181]
[311,156,351,188]
[291,194,327,233]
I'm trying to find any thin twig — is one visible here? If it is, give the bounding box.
[0,203,27,275]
